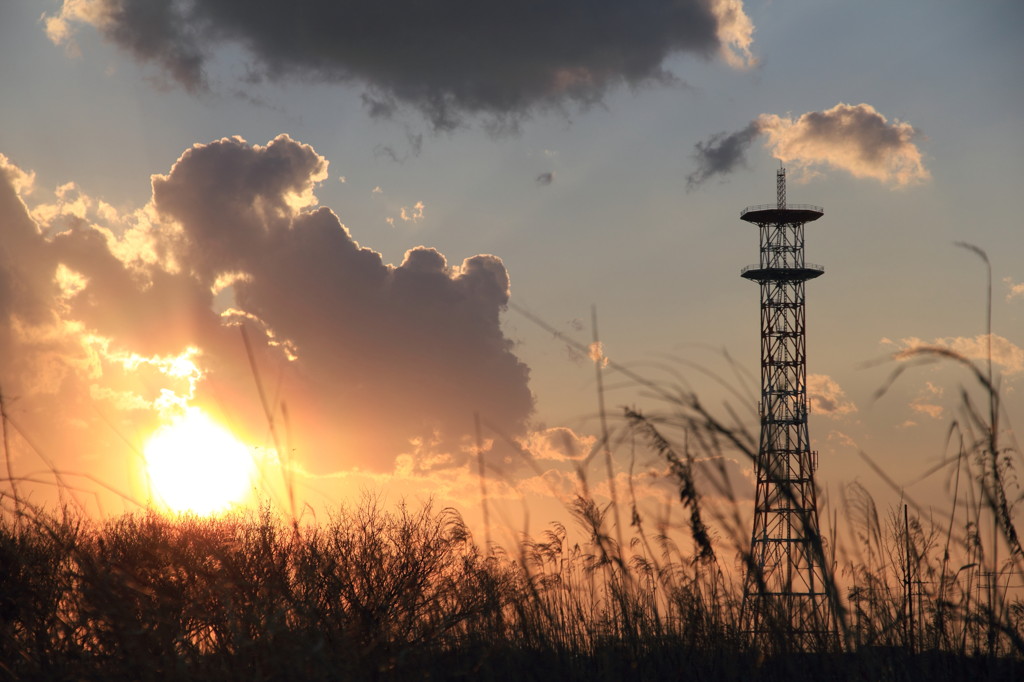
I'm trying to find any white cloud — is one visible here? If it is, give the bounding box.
[808,373,857,418]
[688,102,929,189]
[712,0,757,68]
[757,103,930,187]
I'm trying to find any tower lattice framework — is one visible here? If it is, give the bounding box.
[739,168,838,651]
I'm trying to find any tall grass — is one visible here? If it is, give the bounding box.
[2,485,1019,680]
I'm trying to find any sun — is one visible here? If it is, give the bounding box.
[143,407,256,515]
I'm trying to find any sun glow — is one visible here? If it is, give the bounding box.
[143,407,256,515]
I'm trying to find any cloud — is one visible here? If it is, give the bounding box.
[910,401,943,420]
[689,103,930,188]
[535,172,555,187]
[45,0,756,130]
[686,121,759,189]
[903,380,945,421]
[895,334,1024,376]
[826,430,858,449]
[1004,277,1024,302]
[807,373,857,418]
[0,136,534,483]
[520,427,595,463]
[373,130,424,163]
[757,103,930,186]
[399,201,425,223]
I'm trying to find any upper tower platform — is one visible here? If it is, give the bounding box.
[740,204,823,225]
[738,168,825,283]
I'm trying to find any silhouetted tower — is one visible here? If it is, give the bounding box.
[739,168,837,651]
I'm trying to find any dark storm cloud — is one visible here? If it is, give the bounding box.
[47,0,755,129]
[0,137,534,473]
[685,121,759,189]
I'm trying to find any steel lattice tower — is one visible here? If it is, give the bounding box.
[739,168,838,651]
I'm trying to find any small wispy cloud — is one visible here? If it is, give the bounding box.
[1004,277,1024,302]
[827,430,858,449]
[686,122,760,189]
[910,401,943,420]
[894,334,1024,375]
[399,201,425,223]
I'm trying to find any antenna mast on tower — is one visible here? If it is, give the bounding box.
[738,168,838,651]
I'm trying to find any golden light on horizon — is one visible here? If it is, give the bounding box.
[143,407,256,515]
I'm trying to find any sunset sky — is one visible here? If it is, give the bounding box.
[0,1,1021,545]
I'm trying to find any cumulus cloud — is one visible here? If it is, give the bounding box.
[45,0,756,130]
[0,136,533,483]
[689,103,930,188]
[757,103,930,186]
[807,373,857,418]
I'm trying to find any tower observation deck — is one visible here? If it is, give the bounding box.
[739,168,838,652]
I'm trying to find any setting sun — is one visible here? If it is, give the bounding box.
[143,407,256,515]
